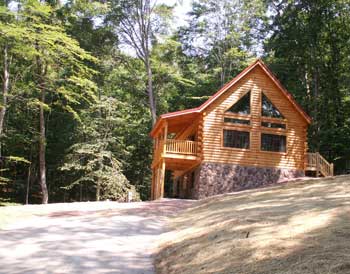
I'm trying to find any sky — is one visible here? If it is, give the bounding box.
[160,0,192,28]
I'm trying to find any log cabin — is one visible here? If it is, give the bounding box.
[150,59,333,200]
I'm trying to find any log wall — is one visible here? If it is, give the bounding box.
[202,66,308,170]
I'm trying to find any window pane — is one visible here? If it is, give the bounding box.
[262,93,284,118]
[223,130,250,149]
[226,91,250,115]
[224,117,250,125]
[261,133,286,152]
[261,121,286,129]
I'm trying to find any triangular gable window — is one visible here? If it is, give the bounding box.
[226,91,250,115]
[262,93,284,119]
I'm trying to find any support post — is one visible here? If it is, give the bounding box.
[330,163,334,176]
[156,165,160,199]
[158,122,168,199]
[155,166,161,200]
[160,160,166,198]
[151,168,155,200]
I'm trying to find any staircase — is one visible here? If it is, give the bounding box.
[306,153,334,177]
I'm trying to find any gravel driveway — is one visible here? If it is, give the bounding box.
[0,199,193,274]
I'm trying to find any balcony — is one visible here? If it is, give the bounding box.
[153,139,200,170]
[165,139,198,156]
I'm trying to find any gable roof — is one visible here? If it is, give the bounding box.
[150,59,311,137]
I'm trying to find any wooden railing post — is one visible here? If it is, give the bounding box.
[164,139,199,155]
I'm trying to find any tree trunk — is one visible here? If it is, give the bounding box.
[96,179,100,201]
[146,56,157,125]
[39,87,48,204]
[0,45,9,158]
[25,147,33,204]
[220,63,225,87]
[25,163,31,205]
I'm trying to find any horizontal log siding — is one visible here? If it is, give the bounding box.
[202,66,308,170]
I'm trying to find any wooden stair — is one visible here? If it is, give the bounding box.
[306,153,334,177]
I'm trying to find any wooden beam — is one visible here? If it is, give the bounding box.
[174,162,201,178]
[151,168,154,200]
[157,122,168,199]
[160,159,166,198]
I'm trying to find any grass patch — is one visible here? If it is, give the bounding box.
[0,198,21,207]
[0,200,30,229]
[155,176,350,274]
[0,202,21,207]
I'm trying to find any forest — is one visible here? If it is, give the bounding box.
[0,0,349,204]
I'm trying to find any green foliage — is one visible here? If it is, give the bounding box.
[179,0,266,86]
[60,96,132,201]
[265,0,350,164]
[1,0,350,204]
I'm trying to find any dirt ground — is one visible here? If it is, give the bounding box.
[155,176,350,274]
[0,199,193,274]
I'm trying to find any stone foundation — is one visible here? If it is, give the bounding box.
[193,162,304,199]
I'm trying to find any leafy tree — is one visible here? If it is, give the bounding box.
[265,0,350,163]
[61,97,132,201]
[180,0,267,86]
[1,0,97,203]
[2,0,350,205]
[108,0,174,124]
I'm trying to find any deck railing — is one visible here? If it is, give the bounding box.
[307,152,334,177]
[165,139,198,155]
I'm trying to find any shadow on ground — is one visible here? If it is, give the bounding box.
[0,199,193,274]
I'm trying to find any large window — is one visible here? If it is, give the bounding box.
[224,117,250,125]
[226,91,250,115]
[261,121,286,129]
[261,133,286,152]
[262,93,284,118]
[223,130,250,149]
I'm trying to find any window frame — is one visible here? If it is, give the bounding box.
[224,90,252,116]
[222,90,252,145]
[261,121,286,129]
[260,116,288,134]
[222,128,251,151]
[260,132,287,154]
[261,92,285,119]
[222,114,252,130]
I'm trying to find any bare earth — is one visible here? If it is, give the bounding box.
[156,176,350,274]
[0,199,193,274]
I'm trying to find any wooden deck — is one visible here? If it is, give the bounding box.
[151,138,201,200]
[152,140,200,166]
[165,139,198,155]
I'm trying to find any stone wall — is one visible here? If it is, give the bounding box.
[192,162,304,199]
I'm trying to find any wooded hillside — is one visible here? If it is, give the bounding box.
[1,0,350,203]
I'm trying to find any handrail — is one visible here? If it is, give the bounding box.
[307,152,334,177]
[165,139,198,155]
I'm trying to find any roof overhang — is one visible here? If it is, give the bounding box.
[150,108,200,137]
